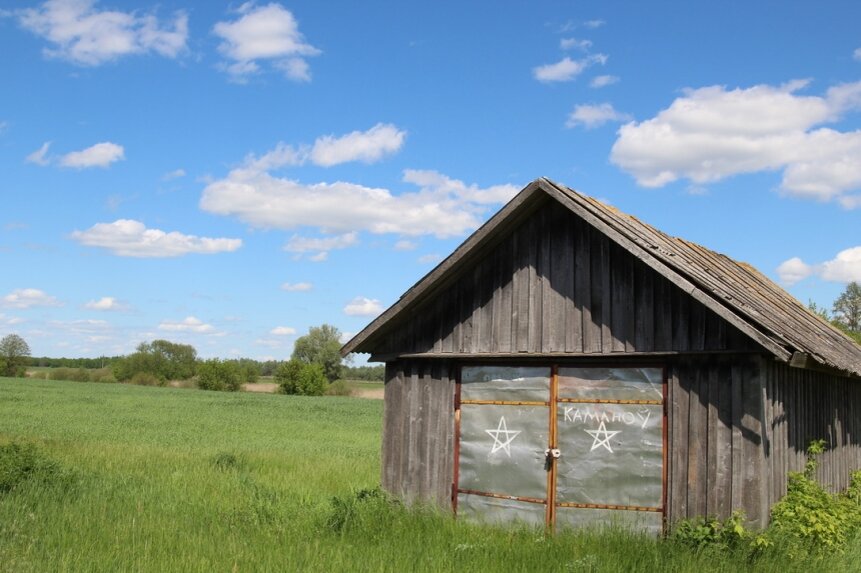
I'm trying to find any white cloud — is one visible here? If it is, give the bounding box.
[610,80,861,204]
[240,123,406,171]
[343,296,383,317]
[284,232,357,261]
[0,313,25,326]
[200,163,518,239]
[560,37,592,50]
[270,326,296,335]
[71,219,242,258]
[776,257,814,285]
[26,142,51,165]
[590,75,619,88]
[533,54,607,83]
[17,0,188,66]
[281,282,313,292]
[394,240,417,251]
[778,247,861,285]
[162,168,185,180]
[83,296,128,311]
[308,251,328,262]
[158,316,215,333]
[583,19,605,29]
[2,288,62,309]
[310,124,407,167]
[854,48,861,61]
[60,141,124,168]
[566,103,631,128]
[213,3,320,82]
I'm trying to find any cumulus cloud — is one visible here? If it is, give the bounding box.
[17,0,187,66]
[566,103,631,128]
[533,54,607,83]
[583,19,605,29]
[60,142,124,168]
[71,219,242,257]
[200,162,518,238]
[778,247,861,285]
[0,313,24,326]
[83,296,128,311]
[590,75,619,88]
[281,281,313,292]
[2,288,62,309]
[213,3,320,82]
[241,123,406,171]
[26,142,51,165]
[610,80,861,205]
[560,37,592,50]
[270,326,296,335]
[343,296,383,317]
[310,124,407,166]
[158,316,215,333]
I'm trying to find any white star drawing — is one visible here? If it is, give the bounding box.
[485,416,521,457]
[585,421,621,453]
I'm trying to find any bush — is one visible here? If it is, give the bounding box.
[197,359,242,392]
[276,360,327,396]
[670,511,749,550]
[112,339,197,382]
[326,380,353,396]
[89,367,116,383]
[0,442,67,494]
[129,372,162,386]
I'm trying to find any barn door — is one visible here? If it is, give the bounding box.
[455,365,665,533]
[553,367,665,534]
[455,366,552,526]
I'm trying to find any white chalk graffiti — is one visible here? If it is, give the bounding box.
[584,421,621,453]
[564,406,651,429]
[485,416,521,456]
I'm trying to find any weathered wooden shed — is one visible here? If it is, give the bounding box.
[342,178,861,532]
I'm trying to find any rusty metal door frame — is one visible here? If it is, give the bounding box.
[452,362,667,531]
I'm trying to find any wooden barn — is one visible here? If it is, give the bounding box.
[341,178,861,532]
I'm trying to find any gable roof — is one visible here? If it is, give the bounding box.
[342,178,861,378]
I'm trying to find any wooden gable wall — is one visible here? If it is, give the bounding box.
[372,200,761,358]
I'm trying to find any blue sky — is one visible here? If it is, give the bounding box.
[0,0,859,361]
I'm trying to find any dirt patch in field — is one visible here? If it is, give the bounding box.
[352,388,384,400]
[243,382,280,393]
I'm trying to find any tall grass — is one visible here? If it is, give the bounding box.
[1,376,861,572]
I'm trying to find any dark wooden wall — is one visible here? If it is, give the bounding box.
[381,360,455,507]
[764,361,861,503]
[667,355,768,526]
[372,201,759,357]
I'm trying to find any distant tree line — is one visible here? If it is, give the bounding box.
[4,323,386,391]
[809,281,861,344]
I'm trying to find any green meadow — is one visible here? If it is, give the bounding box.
[1,377,860,572]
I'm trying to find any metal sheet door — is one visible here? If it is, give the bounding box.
[456,366,551,527]
[554,367,665,534]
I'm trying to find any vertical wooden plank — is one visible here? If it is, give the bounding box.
[673,292,690,352]
[459,267,475,353]
[687,362,707,519]
[715,359,734,518]
[730,362,744,513]
[489,235,503,353]
[514,225,530,352]
[706,361,720,516]
[572,218,601,353]
[439,364,455,508]
[599,233,613,351]
[381,362,400,494]
[689,303,706,352]
[761,357,775,511]
[550,206,573,353]
[498,236,513,353]
[536,206,553,352]
[527,215,542,353]
[655,276,673,351]
[610,244,627,352]
[671,362,690,521]
[740,357,766,527]
[405,363,421,503]
[634,262,654,352]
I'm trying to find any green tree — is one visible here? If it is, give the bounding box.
[833,282,861,334]
[112,339,198,383]
[197,359,242,392]
[275,359,327,396]
[0,334,30,377]
[291,324,346,383]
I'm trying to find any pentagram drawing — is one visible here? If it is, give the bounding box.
[485,416,521,456]
[585,421,621,453]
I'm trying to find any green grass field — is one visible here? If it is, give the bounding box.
[1,377,860,572]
